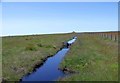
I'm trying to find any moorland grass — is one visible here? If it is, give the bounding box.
[2,33,76,81]
[59,34,118,81]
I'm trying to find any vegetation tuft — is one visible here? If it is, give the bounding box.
[37,43,43,47]
[25,44,37,51]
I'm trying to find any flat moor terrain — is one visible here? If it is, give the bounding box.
[60,33,118,81]
[2,32,118,81]
[2,33,75,81]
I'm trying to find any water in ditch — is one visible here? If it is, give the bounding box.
[22,48,69,81]
[21,37,77,81]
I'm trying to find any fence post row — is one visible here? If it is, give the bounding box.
[87,32,118,42]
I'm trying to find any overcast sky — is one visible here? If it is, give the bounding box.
[1,2,118,36]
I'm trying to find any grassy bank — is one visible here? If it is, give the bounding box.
[2,33,76,81]
[59,34,118,81]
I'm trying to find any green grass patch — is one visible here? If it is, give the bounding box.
[2,33,76,81]
[25,44,37,51]
[59,34,118,81]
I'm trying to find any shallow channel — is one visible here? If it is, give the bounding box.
[21,37,76,81]
[22,48,69,81]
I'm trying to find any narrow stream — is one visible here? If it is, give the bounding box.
[21,37,77,81]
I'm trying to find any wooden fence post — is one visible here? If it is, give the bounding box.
[110,34,112,40]
[114,35,117,41]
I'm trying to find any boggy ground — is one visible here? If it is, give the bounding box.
[59,34,118,81]
[2,33,76,81]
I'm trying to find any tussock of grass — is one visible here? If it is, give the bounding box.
[25,44,37,51]
[37,43,56,49]
[37,43,43,47]
[44,45,53,48]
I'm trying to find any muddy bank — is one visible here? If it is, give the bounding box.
[20,55,52,80]
[58,67,79,74]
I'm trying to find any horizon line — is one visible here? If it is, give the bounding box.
[1,30,118,37]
